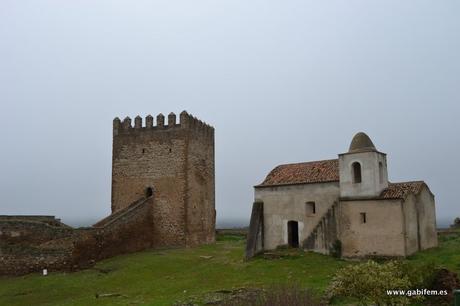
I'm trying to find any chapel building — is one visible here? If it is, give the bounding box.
[246,132,438,259]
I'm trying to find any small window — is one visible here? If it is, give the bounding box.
[142,148,146,154]
[360,212,367,224]
[145,187,153,197]
[306,202,316,214]
[352,162,362,183]
[379,162,384,183]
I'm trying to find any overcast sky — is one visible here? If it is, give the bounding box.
[0,1,459,228]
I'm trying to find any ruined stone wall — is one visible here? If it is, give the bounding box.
[0,216,67,227]
[0,217,72,245]
[0,198,154,276]
[0,251,73,276]
[0,217,74,275]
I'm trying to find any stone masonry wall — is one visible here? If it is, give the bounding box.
[112,115,188,247]
[339,199,406,257]
[185,126,216,246]
[112,126,187,247]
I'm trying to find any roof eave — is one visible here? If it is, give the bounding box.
[339,196,403,201]
[338,150,387,156]
[255,180,339,189]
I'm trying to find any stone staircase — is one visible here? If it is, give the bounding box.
[93,197,149,228]
[245,201,264,259]
[303,201,339,255]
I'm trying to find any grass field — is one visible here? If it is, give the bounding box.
[0,230,459,306]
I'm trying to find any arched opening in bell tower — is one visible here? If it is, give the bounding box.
[352,162,362,183]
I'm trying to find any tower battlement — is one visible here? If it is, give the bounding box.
[113,111,214,138]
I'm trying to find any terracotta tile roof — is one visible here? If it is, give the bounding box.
[257,159,339,187]
[257,159,427,200]
[380,181,426,199]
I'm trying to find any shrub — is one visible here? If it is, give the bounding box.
[398,261,437,289]
[429,268,460,305]
[452,217,460,228]
[329,260,437,305]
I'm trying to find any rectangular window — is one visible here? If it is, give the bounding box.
[360,212,367,224]
[306,202,316,215]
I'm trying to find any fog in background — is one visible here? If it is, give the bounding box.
[1,1,459,228]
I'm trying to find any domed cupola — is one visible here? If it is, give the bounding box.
[338,132,389,198]
[348,132,377,153]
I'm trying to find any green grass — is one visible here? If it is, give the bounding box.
[407,229,460,273]
[0,230,459,306]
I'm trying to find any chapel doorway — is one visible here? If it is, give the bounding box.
[287,220,299,248]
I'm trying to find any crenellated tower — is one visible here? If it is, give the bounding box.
[111,111,215,247]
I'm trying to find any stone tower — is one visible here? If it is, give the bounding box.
[338,132,388,199]
[112,111,215,247]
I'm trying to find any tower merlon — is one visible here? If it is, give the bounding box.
[157,113,165,127]
[198,119,204,130]
[113,117,121,129]
[134,116,142,129]
[113,117,121,136]
[168,112,177,126]
[122,117,132,129]
[180,110,190,127]
[146,115,154,128]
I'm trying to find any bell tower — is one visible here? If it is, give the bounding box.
[338,132,388,199]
